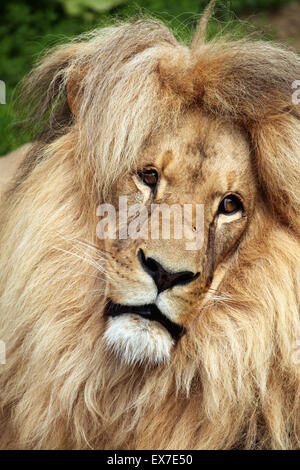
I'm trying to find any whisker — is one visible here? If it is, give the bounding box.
[68,237,113,257]
[54,247,116,282]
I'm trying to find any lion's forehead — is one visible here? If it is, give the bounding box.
[141,112,252,196]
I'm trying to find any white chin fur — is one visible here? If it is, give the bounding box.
[104,315,174,366]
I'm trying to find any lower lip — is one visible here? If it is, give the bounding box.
[106,300,186,341]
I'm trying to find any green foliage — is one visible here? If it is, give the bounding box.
[0,0,97,155]
[59,0,128,17]
[230,0,287,11]
[0,0,297,155]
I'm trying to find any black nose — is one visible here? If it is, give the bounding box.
[138,249,199,294]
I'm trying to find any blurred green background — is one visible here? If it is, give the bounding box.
[0,0,299,156]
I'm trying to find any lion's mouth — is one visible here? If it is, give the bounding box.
[106,300,186,341]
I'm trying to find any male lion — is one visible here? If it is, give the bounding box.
[0,12,299,450]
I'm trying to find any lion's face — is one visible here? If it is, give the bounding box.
[102,110,257,365]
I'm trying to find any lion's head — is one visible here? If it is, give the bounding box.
[102,112,256,366]
[0,13,299,450]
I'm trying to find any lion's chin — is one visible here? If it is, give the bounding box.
[103,315,174,366]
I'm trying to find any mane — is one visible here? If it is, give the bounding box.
[15,13,300,225]
[0,13,299,449]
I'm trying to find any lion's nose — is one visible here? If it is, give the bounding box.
[138,249,199,294]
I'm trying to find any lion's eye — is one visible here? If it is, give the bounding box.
[137,169,159,190]
[218,195,244,215]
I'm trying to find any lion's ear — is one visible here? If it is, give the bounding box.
[66,77,80,115]
[249,114,300,232]
[66,67,87,115]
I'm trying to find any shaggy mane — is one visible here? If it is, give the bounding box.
[0,10,299,450]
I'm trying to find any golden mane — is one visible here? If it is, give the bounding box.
[0,13,299,449]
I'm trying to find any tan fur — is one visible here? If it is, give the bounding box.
[0,143,32,201]
[0,15,299,449]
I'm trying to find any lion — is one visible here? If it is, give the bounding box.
[0,8,299,450]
